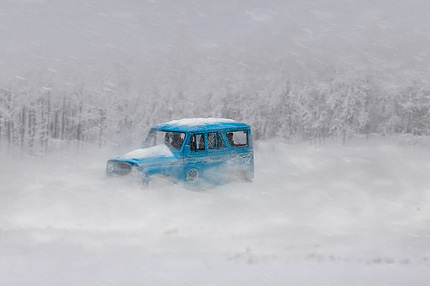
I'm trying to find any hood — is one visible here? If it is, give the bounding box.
[117,145,175,163]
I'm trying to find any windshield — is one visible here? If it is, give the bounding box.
[144,130,186,151]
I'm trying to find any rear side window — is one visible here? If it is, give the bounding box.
[217,133,225,148]
[208,133,216,150]
[225,130,248,148]
[190,133,205,151]
[208,132,226,150]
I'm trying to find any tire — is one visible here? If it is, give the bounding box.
[140,172,150,188]
[187,168,198,183]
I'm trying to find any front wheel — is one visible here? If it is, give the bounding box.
[140,172,150,188]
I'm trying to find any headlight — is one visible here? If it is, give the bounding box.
[107,162,114,173]
[131,165,138,175]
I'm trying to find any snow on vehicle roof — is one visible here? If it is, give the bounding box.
[153,118,249,132]
[166,118,236,126]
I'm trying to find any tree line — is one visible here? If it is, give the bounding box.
[1,68,429,153]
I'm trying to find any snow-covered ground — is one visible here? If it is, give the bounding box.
[1,137,430,285]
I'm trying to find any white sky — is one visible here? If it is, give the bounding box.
[1,0,430,80]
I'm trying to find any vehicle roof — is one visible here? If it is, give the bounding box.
[152,118,250,132]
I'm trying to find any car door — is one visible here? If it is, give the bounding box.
[183,133,208,183]
[205,132,230,183]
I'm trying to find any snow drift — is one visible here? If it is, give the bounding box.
[0,136,429,285]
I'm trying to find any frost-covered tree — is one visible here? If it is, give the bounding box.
[396,82,430,135]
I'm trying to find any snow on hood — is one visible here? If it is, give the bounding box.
[119,145,173,160]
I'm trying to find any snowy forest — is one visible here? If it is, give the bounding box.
[2,0,430,153]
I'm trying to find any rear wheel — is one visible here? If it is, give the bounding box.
[187,168,198,183]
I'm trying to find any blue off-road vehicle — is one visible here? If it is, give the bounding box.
[106,118,254,187]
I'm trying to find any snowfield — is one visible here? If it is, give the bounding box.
[1,137,430,285]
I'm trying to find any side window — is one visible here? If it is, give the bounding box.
[208,133,217,150]
[164,132,185,151]
[190,133,205,151]
[208,132,226,150]
[217,133,225,148]
[226,130,248,148]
